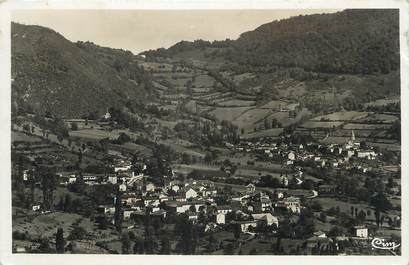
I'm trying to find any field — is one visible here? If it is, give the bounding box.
[13,212,94,239]
[159,139,205,158]
[232,108,271,129]
[364,98,400,107]
[241,128,283,139]
[233,168,282,179]
[300,121,344,129]
[69,129,114,140]
[172,163,220,175]
[310,197,400,224]
[259,100,290,109]
[69,129,143,142]
[209,106,253,121]
[355,113,398,124]
[343,123,391,130]
[193,74,216,87]
[12,131,42,143]
[311,111,369,121]
[217,99,256,107]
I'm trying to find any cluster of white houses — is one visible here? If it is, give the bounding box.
[88,161,309,234]
[232,130,379,173]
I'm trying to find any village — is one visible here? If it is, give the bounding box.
[11,111,401,255]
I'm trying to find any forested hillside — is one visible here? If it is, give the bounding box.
[144,9,399,75]
[11,23,153,118]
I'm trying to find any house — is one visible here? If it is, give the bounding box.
[251,194,272,212]
[185,188,198,199]
[353,226,368,238]
[123,209,135,220]
[318,185,337,195]
[202,188,217,197]
[121,194,141,206]
[107,175,118,185]
[233,220,258,233]
[98,205,115,215]
[173,195,187,202]
[357,150,376,159]
[145,183,155,192]
[32,205,41,211]
[252,213,279,227]
[313,231,327,238]
[246,183,256,194]
[216,212,226,224]
[171,185,180,193]
[158,193,169,202]
[104,109,111,120]
[217,205,233,214]
[144,197,160,207]
[119,183,127,192]
[14,246,27,253]
[288,152,296,161]
[68,175,77,184]
[280,175,289,187]
[347,150,355,158]
[164,200,205,214]
[278,197,301,213]
[151,209,167,219]
[187,212,198,222]
[114,164,132,173]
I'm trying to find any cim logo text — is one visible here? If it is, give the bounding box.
[371,238,400,250]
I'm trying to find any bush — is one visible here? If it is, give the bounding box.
[68,226,87,240]
[12,231,28,240]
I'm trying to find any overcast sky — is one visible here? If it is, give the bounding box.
[12,9,340,54]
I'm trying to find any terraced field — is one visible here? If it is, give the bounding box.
[311,111,369,121]
[209,106,253,121]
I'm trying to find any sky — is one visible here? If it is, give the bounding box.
[12,9,340,54]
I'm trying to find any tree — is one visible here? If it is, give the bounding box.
[144,225,156,254]
[160,234,171,254]
[311,201,323,212]
[233,224,241,240]
[114,187,123,233]
[375,208,381,227]
[371,192,392,212]
[133,238,145,254]
[68,226,87,240]
[55,228,65,253]
[328,226,346,237]
[121,233,131,254]
[295,208,315,238]
[206,233,219,252]
[174,214,195,254]
[63,193,72,212]
[319,212,327,223]
[357,210,366,224]
[39,166,59,210]
[70,122,78,131]
[223,243,234,255]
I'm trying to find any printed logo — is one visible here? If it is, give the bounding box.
[371,238,400,250]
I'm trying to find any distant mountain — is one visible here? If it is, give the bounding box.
[144,9,400,75]
[11,23,153,118]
